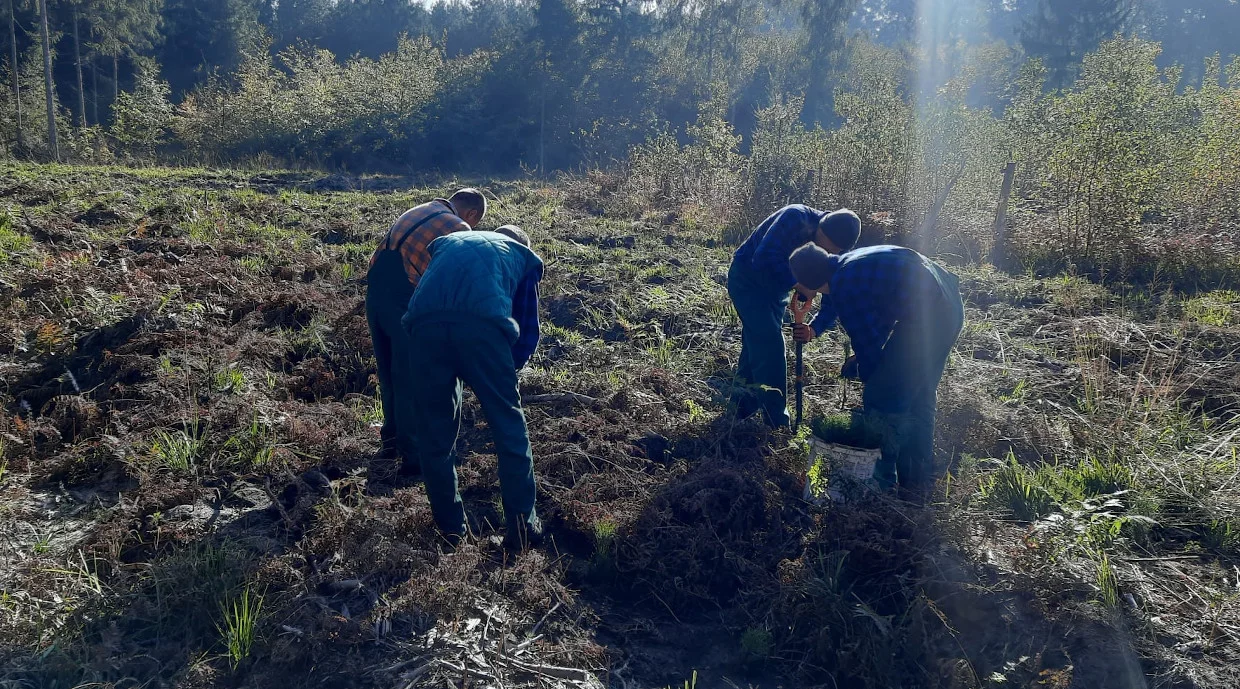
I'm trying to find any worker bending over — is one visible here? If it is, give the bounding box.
[728,205,861,427]
[402,226,544,549]
[367,189,486,477]
[788,243,964,496]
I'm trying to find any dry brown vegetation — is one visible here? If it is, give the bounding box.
[0,162,1237,689]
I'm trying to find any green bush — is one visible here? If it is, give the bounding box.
[173,35,460,167]
[111,58,175,158]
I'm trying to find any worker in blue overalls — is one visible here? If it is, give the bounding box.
[788,243,965,498]
[728,206,862,427]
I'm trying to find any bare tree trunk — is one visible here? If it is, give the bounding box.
[112,52,117,104]
[38,0,57,161]
[8,0,21,148]
[915,165,965,251]
[73,6,85,128]
[538,77,546,175]
[90,55,97,125]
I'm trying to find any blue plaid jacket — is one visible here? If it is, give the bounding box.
[732,204,839,334]
[824,245,954,381]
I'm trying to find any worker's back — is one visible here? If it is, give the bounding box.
[403,231,543,343]
[832,245,958,320]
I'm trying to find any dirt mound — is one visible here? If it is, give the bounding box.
[623,464,775,607]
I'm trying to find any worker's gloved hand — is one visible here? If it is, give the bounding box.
[792,323,816,343]
[840,355,860,380]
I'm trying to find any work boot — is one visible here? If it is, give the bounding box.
[397,459,422,478]
[895,481,933,506]
[369,444,401,481]
[503,513,545,551]
[440,529,465,552]
[730,390,760,422]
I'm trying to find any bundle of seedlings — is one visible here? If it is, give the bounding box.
[805,411,895,502]
[810,411,891,450]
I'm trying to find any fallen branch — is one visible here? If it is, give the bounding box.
[531,601,561,637]
[506,658,594,683]
[435,659,497,682]
[523,392,598,406]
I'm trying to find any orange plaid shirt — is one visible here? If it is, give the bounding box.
[370,199,471,286]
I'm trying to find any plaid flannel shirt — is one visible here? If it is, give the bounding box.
[826,245,950,382]
[733,204,840,334]
[371,199,471,285]
[732,204,824,291]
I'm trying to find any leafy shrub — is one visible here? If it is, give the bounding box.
[173,35,464,167]
[111,58,174,158]
[1007,38,1240,280]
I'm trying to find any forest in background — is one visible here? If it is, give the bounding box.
[2,0,1239,279]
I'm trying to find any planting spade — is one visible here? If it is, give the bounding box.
[840,340,852,410]
[790,293,815,431]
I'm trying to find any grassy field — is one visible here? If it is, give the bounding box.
[0,162,1237,689]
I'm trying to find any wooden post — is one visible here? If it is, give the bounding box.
[990,161,1017,268]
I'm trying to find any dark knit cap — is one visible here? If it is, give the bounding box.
[789,243,837,290]
[818,208,861,252]
[494,225,530,247]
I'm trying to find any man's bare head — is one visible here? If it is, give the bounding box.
[448,188,487,227]
[494,225,531,247]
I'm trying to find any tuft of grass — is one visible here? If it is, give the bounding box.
[1073,455,1133,497]
[150,424,204,474]
[593,518,617,553]
[357,387,384,426]
[1183,290,1238,327]
[0,212,33,264]
[1202,519,1240,555]
[740,626,773,662]
[664,670,698,689]
[1071,328,1107,416]
[32,530,54,555]
[217,586,264,670]
[643,339,678,369]
[978,455,1057,522]
[213,366,246,394]
[237,255,268,274]
[1094,554,1120,609]
[224,414,278,468]
[285,313,334,357]
[589,517,619,578]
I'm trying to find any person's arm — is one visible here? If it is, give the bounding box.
[510,268,542,369]
[831,282,886,382]
[749,206,812,285]
[808,296,838,336]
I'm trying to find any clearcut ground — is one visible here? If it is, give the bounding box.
[0,162,1236,689]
